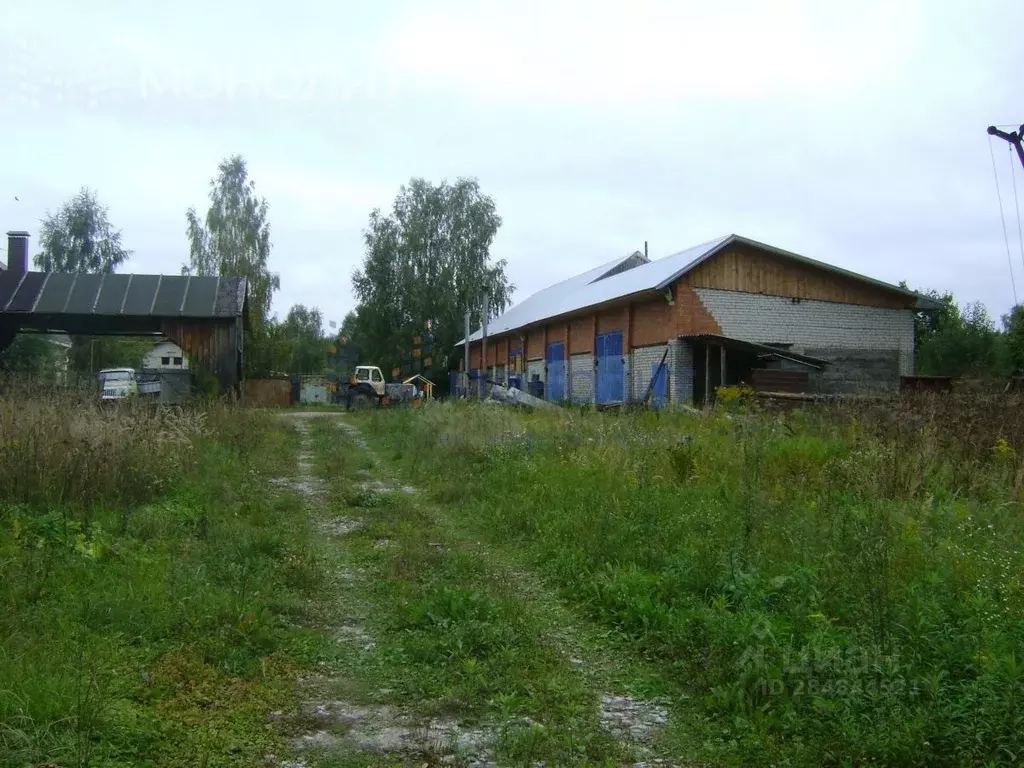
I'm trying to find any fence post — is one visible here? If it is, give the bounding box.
[480,292,488,400]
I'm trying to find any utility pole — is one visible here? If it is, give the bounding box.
[464,309,470,399]
[988,124,1024,171]
[480,291,489,399]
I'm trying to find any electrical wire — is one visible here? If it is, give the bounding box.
[1010,145,1024,280]
[989,136,1018,306]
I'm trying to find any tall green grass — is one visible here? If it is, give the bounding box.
[0,396,321,767]
[358,396,1024,766]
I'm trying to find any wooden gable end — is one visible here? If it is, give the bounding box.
[681,243,914,310]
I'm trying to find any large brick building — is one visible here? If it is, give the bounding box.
[456,234,940,405]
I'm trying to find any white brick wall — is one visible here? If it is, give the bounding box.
[527,359,544,384]
[632,345,668,402]
[695,288,915,376]
[570,353,594,403]
[669,339,695,403]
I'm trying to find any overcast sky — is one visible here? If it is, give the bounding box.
[1,1,1023,328]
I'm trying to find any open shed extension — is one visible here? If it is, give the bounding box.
[682,333,826,404]
[0,265,249,395]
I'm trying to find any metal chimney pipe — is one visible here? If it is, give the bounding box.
[5,231,29,274]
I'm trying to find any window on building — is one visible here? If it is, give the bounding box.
[161,356,171,365]
[173,357,183,366]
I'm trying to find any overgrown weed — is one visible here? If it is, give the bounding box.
[0,395,319,767]
[354,395,1024,766]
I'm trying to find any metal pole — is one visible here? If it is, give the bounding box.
[481,292,489,399]
[464,309,471,398]
[989,125,1024,172]
[704,344,710,406]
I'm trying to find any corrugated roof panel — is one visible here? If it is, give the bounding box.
[65,273,105,314]
[151,276,189,316]
[122,274,161,315]
[0,271,246,320]
[6,272,48,312]
[680,333,827,368]
[182,276,218,317]
[33,273,78,313]
[0,270,25,311]
[94,273,132,314]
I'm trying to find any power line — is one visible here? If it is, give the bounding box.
[989,136,1018,306]
[1010,145,1024,280]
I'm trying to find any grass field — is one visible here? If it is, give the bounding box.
[5,391,1023,766]
[0,395,329,768]
[353,395,1024,766]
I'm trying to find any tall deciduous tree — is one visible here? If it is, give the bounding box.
[35,187,132,273]
[281,304,327,374]
[34,188,137,376]
[910,287,1000,377]
[352,177,512,377]
[184,155,280,330]
[1001,304,1024,375]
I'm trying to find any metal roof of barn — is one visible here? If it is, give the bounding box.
[457,234,941,345]
[0,271,248,321]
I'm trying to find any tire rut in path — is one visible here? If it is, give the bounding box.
[276,412,690,767]
[329,416,691,768]
[274,413,501,767]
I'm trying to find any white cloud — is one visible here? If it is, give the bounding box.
[378,0,918,107]
[1,0,1023,325]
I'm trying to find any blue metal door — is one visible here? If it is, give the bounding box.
[650,360,667,409]
[596,331,624,404]
[546,342,566,401]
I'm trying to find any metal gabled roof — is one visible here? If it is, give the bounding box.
[458,237,728,345]
[457,234,942,346]
[457,249,645,345]
[0,271,248,320]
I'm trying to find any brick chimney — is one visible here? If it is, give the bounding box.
[5,231,29,274]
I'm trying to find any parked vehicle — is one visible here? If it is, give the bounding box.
[343,365,416,409]
[97,368,160,401]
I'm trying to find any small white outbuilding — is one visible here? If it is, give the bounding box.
[143,341,189,370]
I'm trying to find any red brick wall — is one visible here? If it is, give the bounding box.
[570,317,592,352]
[632,298,672,347]
[597,307,627,335]
[527,328,545,359]
[547,325,566,345]
[675,282,722,336]
[467,289,714,371]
